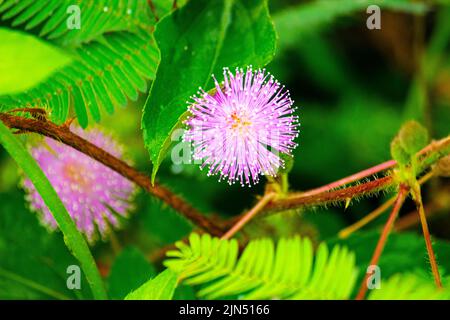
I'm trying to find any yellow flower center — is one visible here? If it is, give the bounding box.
[230,111,251,130]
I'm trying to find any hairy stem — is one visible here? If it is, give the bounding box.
[338,170,435,238]
[2,113,449,238]
[0,113,225,237]
[355,185,408,300]
[292,160,396,198]
[411,182,442,288]
[266,176,394,213]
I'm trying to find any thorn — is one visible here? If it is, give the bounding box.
[62,117,76,130]
[344,197,352,210]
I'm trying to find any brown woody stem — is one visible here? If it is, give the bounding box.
[0,113,225,236]
[2,112,449,240]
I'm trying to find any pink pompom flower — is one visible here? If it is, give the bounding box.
[22,127,137,243]
[183,67,299,186]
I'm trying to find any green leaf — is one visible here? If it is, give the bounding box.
[0,0,160,127]
[0,31,158,127]
[125,269,178,300]
[164,233,358,299]
[108,246,156,300]
[0,0,154,47]
[0,121,106,299]
[0,28,71,95]
[141,0,277,182]
[368,273,450,300]
[398,120,429,155]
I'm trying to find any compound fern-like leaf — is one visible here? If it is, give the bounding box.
[164,233,358,300]
[0,31,158,127]
[0,0,153,47]
[368,274,450,300]
[0,0,161,127]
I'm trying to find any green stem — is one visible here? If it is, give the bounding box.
[280,173,289,194]
[0,122,107,299]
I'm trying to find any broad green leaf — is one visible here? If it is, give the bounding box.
[0,121,106,299]
[142,0,277,182]
[125,269,178,300]
[108,246,156,300]
[0,28,71,95]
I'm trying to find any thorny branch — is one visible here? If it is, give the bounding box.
[0,112,226,237]
[1,112,449,249]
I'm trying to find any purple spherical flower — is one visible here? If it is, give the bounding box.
[22,126,136,242]
[183,67,299,186]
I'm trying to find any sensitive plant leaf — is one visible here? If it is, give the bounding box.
[0,121,106,299]
[0,28,71,95]
[0,31,158,127]
[165,233,450,300]
[125,269,178,300]
[0,0,159,127]
[108,246,157,300]
[368,273,450,300]
[164,233,358,300]
[141,0,277,182]
[0,0,154,47]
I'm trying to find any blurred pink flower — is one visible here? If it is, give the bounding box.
[22,127,136,243]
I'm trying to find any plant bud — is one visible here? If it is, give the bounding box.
[390,136,410,165]
[398,120,429,155]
